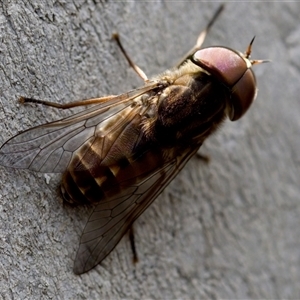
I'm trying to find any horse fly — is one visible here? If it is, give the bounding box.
[0,5,267,274]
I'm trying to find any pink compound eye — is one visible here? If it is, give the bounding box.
[192,47,257,121]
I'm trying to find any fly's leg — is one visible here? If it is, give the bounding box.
[196,153,210,163]
[112,32,149,82]
[176,4,224,67]
[129,226,139,264]
[19,95,118,109]
[19,33,151,108]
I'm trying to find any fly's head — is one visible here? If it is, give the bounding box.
[191,37,266,121]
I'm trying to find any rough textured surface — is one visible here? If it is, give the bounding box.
[0,1,299,299]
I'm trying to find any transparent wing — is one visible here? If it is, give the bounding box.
[0,83,160,172]
[73,146,199,274]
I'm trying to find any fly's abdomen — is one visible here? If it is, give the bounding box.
[61,119,165,205]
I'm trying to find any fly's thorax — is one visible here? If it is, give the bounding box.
[151,64,229,146]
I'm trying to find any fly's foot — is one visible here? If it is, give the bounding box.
[196,153,210,163]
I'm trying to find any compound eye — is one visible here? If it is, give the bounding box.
[192,47,257,121]
[229,68,257,121]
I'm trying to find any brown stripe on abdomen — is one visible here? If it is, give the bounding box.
[61,141,166,205]
[60,110,167,205]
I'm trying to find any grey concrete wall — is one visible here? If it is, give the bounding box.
[0,1,299,299]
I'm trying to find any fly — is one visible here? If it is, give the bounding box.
[0,5,267,274]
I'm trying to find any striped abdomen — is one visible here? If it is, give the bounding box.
[60,110,166,205]
[61,143,166,205]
